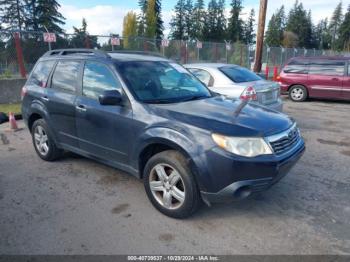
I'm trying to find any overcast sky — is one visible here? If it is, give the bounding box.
[58,0,349,36]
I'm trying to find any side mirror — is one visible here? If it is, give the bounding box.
[98,90,122,105]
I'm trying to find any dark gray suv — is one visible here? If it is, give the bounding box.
[22,49,304,218]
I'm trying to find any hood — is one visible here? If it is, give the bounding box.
[148,96,293,137]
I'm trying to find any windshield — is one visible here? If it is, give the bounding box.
[117,61,212,103]
[219,66,261,83]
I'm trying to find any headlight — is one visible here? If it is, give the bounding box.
[212,134,273,157]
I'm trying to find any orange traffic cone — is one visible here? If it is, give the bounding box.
[8,112,18,130]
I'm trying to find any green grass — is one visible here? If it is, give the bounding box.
[0,103,22,115]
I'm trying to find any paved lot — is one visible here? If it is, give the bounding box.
[0,98,350,255]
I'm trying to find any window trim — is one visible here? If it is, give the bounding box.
[50,59,82,94]
[82,60,123,100]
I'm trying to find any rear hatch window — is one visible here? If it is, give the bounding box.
[219,66,261,83]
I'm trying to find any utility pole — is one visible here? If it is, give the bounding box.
[253,0,268,73]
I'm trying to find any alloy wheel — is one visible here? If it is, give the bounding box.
[149,163,186,210]
[34,125,49,156]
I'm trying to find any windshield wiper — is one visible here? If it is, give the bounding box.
[142,98,176,104]
[179,95,210,102]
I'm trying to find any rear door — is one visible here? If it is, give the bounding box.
[46,60,81,148]
[75,60,132,164]
[307,59,345,99]
[342,62,350,99]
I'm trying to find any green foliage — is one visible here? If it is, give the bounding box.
[329,1,343,50]
[192,0,206,40]
[227,0,243,42]
[0,0,65,33]
[0,70,13,79]
[70,18,99,49]
[26,0,65,33]
[170,0,186,40]
[145,0,157,38]
[202,0,226,41]
[338,4,350,51]
[123,11,138,49]
[285,1,315,48]
[0,0,26,30]
[265,6,285,46]
[242,9,255,45]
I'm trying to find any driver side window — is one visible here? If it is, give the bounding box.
[83,61,122,99]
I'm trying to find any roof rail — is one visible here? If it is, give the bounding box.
[108,50,164,58]
[43,48,110,58]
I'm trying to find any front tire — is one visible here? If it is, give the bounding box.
[289,85,308,102]
[31,119,63,161]
[143,150,201,218]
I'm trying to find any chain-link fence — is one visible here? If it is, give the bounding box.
[0,29,348,79]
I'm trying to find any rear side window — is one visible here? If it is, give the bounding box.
[219,66,261,83]
[188,68,214,86]
[283,59,308,74]
[308,60,345,76]
[83,61,122,99]
[52,61,80,92]
[28,60,55,87]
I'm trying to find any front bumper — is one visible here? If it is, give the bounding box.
[199,140,305,205]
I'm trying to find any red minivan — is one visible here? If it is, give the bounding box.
[279,56,350,102]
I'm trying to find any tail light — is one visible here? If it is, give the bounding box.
[276,75,281,81]
[21,86,27,100]
[240,86,257,101]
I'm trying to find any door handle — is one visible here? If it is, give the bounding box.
[332,78,339,81]
[76,105,87,112]
[42,96,49,102]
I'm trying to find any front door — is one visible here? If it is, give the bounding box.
[75,60,132,164]
[307,59,345,99]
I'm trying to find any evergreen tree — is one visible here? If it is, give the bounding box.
[202,0,217,41]
[227,0,243,42]
[122,11,138,48]
[215,0,226,41]
[265,6,285,46]
[26,0,65,33]
[0,0,26,30]
[137,0,147,36]
[242,8,255,44]
[338,4,350,50]
[285,1,314,48]
[70,18,99,48]
[329,1,343,50]
[170,0,186,39]
[192,0,206,40]
[184,0,193,40]
[314,19,332,49]
[154,0,164,40]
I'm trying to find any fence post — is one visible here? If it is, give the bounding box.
[13,32,26,78]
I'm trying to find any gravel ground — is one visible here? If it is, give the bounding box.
[0,98,350,255]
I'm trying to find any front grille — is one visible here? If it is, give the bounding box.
[257,88,279,105]
[268,124,300,155]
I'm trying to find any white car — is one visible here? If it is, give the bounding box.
[184,63,283,112]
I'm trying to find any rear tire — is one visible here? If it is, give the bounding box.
[31,119,63,161]
[143,150,201,218]
[289,85,308,102]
